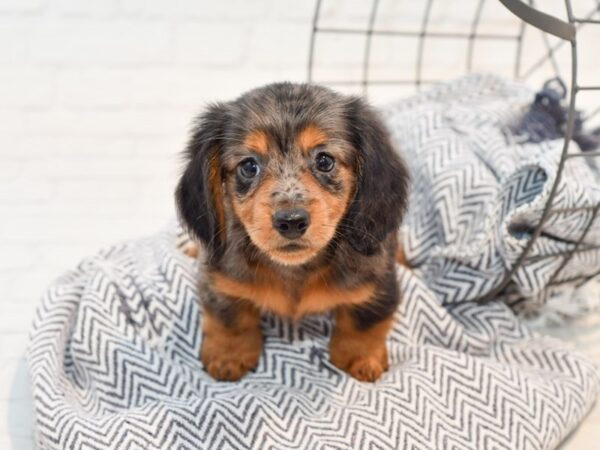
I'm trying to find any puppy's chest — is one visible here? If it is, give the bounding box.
[210,268,375,319]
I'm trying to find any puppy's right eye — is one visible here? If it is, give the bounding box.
[238,158,260,179]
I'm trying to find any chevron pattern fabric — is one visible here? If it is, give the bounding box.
[382,75,600,305]
[29,75,599,449]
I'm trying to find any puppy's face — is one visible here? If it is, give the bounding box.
[223,123,356,265]
[177,83,409,266]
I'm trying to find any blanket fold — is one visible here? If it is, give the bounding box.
[384,75,600,304]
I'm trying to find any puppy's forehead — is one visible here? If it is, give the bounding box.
[229,84,350,150]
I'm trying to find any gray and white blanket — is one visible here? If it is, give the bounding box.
[28,75,599,450]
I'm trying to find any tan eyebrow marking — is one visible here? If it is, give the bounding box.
[244,130,269,155]
[297,124,328,154]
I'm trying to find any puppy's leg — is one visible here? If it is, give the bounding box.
[201,296,262,381]
[330,306,394,382]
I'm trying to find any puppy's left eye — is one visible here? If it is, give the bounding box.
[315,152,335,172]
[238,158,260,179]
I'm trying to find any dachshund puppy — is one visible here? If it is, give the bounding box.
[176,83,409,382]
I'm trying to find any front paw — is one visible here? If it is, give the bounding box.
[330,338,389,382]
[202,348,260,381]
[201,322,262,381]
[347,355,388,382]
[332,353,389,382]
[201,305,263,381]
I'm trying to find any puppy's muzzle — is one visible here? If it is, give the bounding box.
[272,208,310,239]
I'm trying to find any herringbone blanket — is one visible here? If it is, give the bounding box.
[29,75,599,449]
[384,75,600,306]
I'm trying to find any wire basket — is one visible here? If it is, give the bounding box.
[307,0,600,302]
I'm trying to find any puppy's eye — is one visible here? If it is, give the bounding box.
[315,152,335,172]
[238,158,260,179]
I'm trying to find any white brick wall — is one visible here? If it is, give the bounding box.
[0,3,311,447]
[0,0,599,448]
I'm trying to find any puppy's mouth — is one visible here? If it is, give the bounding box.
[277,243,309,252]
[266,240,318,266]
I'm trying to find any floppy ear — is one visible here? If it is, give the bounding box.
[176,103,229,258]
[342,97,410,255]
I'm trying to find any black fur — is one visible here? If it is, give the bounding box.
[342,98,410,256]
[351,262,399,330]
[175,103,229,258]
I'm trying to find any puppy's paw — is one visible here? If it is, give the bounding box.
[330,342,389,382]
[201,334,261,381]
[203,352,259,381]
[347,356,388,382]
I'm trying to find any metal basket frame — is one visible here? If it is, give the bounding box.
[307,0,600,302]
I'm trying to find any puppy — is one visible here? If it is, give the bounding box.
[176,83,409,382]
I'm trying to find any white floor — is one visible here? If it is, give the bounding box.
[1,288,598,449]
[549,312,600,450]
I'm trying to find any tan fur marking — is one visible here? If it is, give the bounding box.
[330,308,393,382]
[297,277,375,316]
[208,154,226,237]
[231,177,281,256]
[299,171,353,246]
[210,268,375,320]
[244,129,269,155]
[297,125,328,154]
[266,248,321,265]
[201,305,262,381]
[396,245,409,267]
[211,270,292,317]
[183,242,199,258]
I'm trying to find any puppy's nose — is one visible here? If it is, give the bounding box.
[272,208,310,239]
